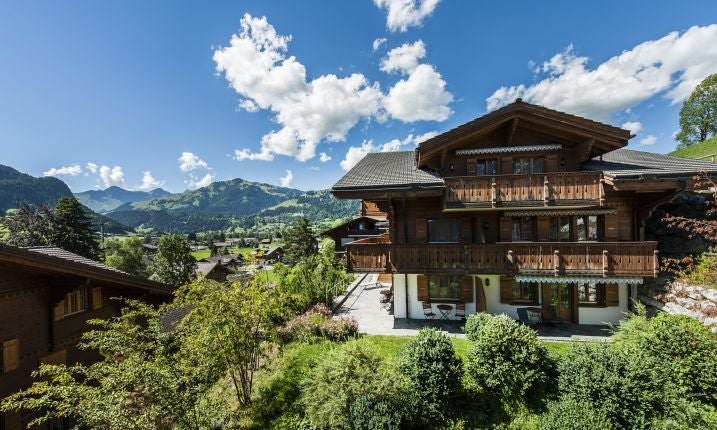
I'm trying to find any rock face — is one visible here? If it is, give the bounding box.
[658,283,717,333]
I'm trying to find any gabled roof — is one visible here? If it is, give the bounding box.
[0,244,173,294]
[332,151,444,191]
[583,149,717,179]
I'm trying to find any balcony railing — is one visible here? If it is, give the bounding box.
[345,241,658,277]
[444,171,604,208]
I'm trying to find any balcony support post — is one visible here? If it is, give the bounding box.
[599,177,605,207]
[653,250,660,277]
[491,177,498,207]
[553,250,560,276]
[602,250,609,277]
[543,175,550,207]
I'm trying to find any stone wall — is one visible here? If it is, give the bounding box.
[640,281,717,333]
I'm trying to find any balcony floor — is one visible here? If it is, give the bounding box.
[334,274,612,342]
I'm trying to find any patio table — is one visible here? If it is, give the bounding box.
[436,304,453,320]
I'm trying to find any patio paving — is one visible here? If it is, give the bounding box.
[334,274,612,342]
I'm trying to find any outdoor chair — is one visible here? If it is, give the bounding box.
[548,306,566,324]
[454,301,466,321]
[422,301,436,320]
[517,308,538,326]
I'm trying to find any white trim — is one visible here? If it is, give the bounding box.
[514,275,643,284]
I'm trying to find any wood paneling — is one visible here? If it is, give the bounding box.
[500,276,513,303]
[417,275,428,301]
[460,276,473,302]
[606,283,619,306]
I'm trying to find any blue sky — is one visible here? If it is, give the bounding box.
[1,1,716,193]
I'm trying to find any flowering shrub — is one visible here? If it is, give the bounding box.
[278,304,359,344]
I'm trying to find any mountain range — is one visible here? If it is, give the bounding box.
[75,186,173,213]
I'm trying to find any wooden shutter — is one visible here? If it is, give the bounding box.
[466,158,477,175]
[501,157,513,175]
[3,339,20,373]
[604,214,618,240]
[546,154,559,171]
[499,217,512,242]
[460,217,472,244]
[91,287,102,310]
[460,276,473,303]
[417,275,429,302]
[475,278,486,312]
[416,218,427,243]
[605,283,619,306]
[536,217,550,242]
[54,303,64,321]
[500,276,513,304]
[41,349,67,366]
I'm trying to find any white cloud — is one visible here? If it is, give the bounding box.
[279,169,294,187]
[98,165,127,188]
[486,25,717,121]
[384,64,453,121]
[381,40,426,74]
[413,130,439,144]
[372,37,387,52]
[621,121,643,135]
[138,171,165,191]
[85,162,98,174]
[374,0,440,33]
[186,172,214,190]
[43,164,82,177]
[340,134,418,171]
[178,152,209,172]
[637,135,657,146]
[319,152,332,163]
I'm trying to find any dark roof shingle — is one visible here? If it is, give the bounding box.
[332,151,444,191]
[583,149,717,179]
[25,246,127,274]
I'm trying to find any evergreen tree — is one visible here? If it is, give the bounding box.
[104,237,148,277]
[209,242,218,257]
[151,234,197,286]
[283,217,317,265]
[677,73,717,148]
[53,197,101,260]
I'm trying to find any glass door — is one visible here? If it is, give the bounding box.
[542,283,573,321]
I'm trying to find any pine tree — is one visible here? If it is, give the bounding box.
[53,197,101,260]
[283,217,317,265]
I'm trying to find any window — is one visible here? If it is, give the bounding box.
[428,276,460,299]
[2,338,20,373]
[427,218,459,243]
[475,158,497,175]
[513,157,545,174]
[512,282,537,302]
[576,215,602,241]
[62,288,88,317]
[578,282,605,306]
[550,216,573,241]
[512,217,535,241]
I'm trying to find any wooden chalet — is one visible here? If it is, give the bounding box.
[0,245,174,429]
[321,215,389,253]
[332,100,717,325]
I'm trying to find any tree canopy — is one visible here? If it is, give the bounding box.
[104,237,149,277]
[150,234,197,286]
[282,217,317,265]
[677,73,717,148]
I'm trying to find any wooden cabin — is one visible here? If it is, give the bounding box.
[332,100,717,325]
[0,245,174,429]
[321,216,389,252]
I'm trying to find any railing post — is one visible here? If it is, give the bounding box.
[553,250,560,276]
[599,177,605,206]
[653,249,659,277]
[543,175,549,207]
[506,249,514,272]
[602,250,609,277]
[491,177,498,207]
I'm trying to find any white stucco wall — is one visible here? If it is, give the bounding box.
[404,274,477,320]
[393,274,407,318]
[482,274,521,319]
[578,283,629,325]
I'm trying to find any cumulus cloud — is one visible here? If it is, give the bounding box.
[372,37,387,52]
[486,25,717,121]
[637,135,657,146]
[381,40,426,74]
[413,130,439,144]
[374,0,440,32]
[85,162,98,174]
[384,64,453,121]
[279,169,294,187]
[186,173,214,190]
[319,152,332,162]
[98,165,127,188]
[340,133,420,171]
[178,152,209,172]
[138,171,165,191]
[621,121,643,135]
[43,164,82,177]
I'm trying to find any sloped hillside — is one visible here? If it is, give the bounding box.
[0,164,74,215]
[75,186,172,213]
[670,137,717,159]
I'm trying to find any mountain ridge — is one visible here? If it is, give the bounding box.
[75,186,173,213]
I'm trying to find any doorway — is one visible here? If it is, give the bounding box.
[542,283,575,322]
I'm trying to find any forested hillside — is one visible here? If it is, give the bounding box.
[0,164,74,215]
[75,186,172,213]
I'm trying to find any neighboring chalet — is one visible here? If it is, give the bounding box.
[0,245,174,429]
[196,254,244,281]
[254,246,284,265]
[321,215,389,253]
[332,100,717,325]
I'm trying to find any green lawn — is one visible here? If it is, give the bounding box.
[669,136,717,159]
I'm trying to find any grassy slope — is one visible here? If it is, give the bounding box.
[669,136,717,159]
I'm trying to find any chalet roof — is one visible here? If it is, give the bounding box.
[0,244,173,294]
[196,260,219,277]
[583,149,717,179]
[332,151,443,191]
[321,216,389,236]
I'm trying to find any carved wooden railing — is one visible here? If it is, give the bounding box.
[444,171,604,207]
[345,241,658,277]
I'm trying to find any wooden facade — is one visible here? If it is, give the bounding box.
[0,245,173,429]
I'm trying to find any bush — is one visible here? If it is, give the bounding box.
[557,342,679,429]
[399,328,464,425]
[613,311,717,407]
[463,312,492,341]
[466,315,555,409]
[538,397,613,430]
[278,304,359,344]
[349,392,413,430]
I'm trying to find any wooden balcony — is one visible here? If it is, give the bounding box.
[444,171,604,209]
[345,241,658,277]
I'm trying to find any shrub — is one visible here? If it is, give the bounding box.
[463,312,492,341]
[466,315,555,409]
[278,304,359,344]
[538,397,613,430]
[399,328,464,425]
[557,342,679,429]
[613,310,717,406]
[349,391,414,430]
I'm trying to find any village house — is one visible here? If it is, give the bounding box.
[321,214,389,253]
[0,245,174,429]
[196,253,245,282]
[332,100,717,325]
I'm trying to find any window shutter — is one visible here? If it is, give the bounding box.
[3,338,20,373]
[500,276,513,304]
[606,283,619,306]
[475,278,486,312]
[54,303,64,321]
[531,284,540,305]
[460,276,473,303]
[466,159,477,175]
[536,217,550,242]
[416,218,427,243]
[92,287,102,310]
[417,275,429,302]
[460,217,472,244]
[604,214,618,240]
[499,218,512,242]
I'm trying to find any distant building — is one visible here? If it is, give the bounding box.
[142,243,158,253]
[260,238,272,245]
[0,245,174,429]
[321,216,389,252]
[255,246,284,264]
[196,254,244,281]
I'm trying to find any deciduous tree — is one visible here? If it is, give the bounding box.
[676,74,717,147]
[0,202,56,247]
[105,237,149,277]
[151,234,197,286]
